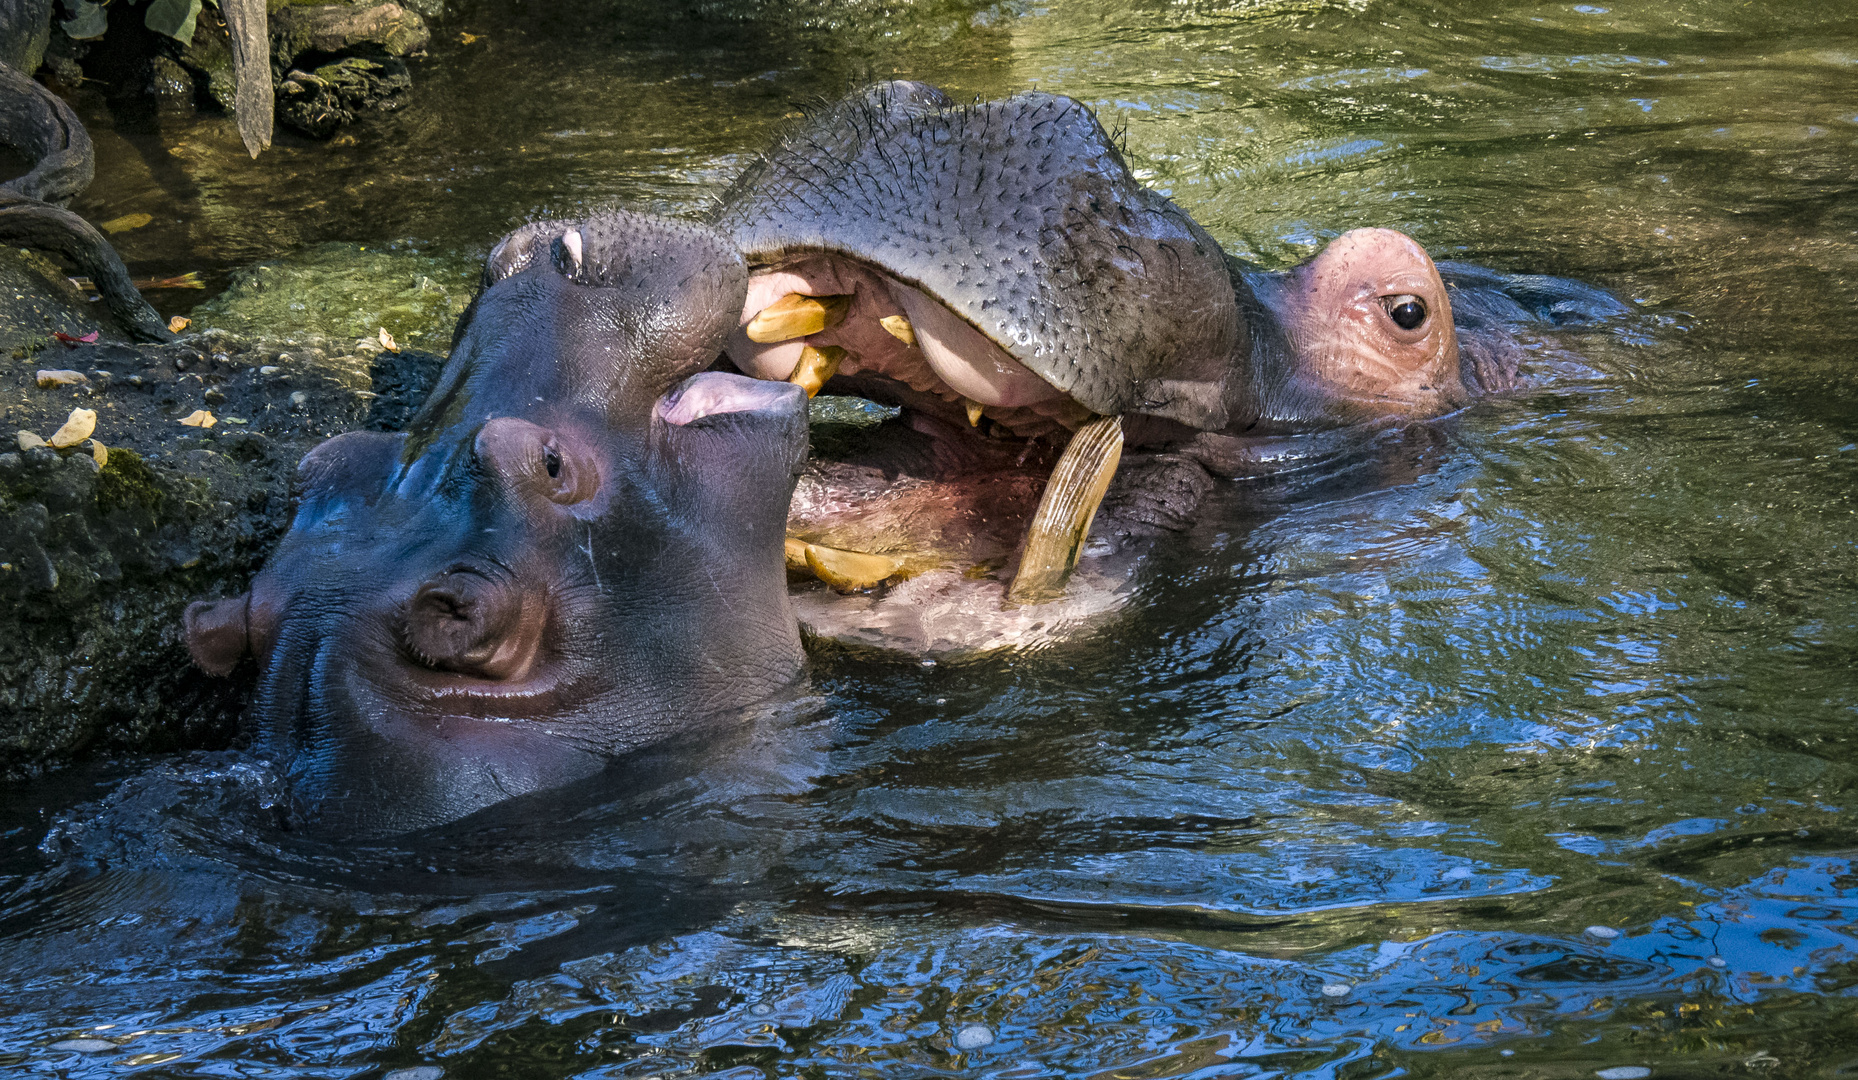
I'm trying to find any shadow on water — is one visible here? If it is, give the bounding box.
[4,0,1857,1075]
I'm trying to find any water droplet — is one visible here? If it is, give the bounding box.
[384,1068,445,1080]
[1586,925,1620,940]
[1321,983,1351,997]
[936,698,946,705]
[1709,956,1728,968]
[49,1040,115,1053]
[1595,1068,1650,1080]
[920,658,936,668]
[954,1023,994,1050]
[1501,1049,1516,1057]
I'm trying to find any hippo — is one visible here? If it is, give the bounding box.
[182,211,809,835]
[709,81,1627,633]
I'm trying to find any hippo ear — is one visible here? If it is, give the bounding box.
[296,430,405,503]
[184,594,250,676]
[483,218,583,286]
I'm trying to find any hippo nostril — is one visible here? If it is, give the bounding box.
[544,446,561,479]
[402,571,533,678]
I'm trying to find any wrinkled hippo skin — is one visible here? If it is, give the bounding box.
[183,211,808,835]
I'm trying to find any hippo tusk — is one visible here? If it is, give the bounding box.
[1005,413,1123,605]
[560,229,583,276]
[879,314,916,347]
[964,398,984,427]
[785,535,903,591]
[745,293,851,343]
[788,344,845,398]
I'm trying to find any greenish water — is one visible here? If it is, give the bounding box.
[4,0,1856,1076]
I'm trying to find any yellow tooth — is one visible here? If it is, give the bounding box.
[964,399,985,427]
[802,541,902,591]
[745,293,851,344]
[1005,414,1124,606]
[784,536,811,571]
[879,314,916,347]
[788,345,846,398]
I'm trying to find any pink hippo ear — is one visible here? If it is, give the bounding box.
[184,594,251,676]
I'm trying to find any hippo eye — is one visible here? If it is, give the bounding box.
[1382,294,1427,331]
[543,446,562,479]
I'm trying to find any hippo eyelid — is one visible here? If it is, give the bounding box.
[1378,293,1429,331]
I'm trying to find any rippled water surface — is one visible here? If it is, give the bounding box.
[5,0,1857,1076]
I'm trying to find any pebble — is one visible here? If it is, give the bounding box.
[383,1068,444,1080]
[259,366,280,375]
[35,369,87,388]
[1595,1068,1651,1080]
[953,1023,994,1051]
[1586,925,1620,940]
[289,391,308,409]
[49,1039,115,1053]
[1321,983,1352,997]
[1709,956,1728,968]
[748,1002,773,1016]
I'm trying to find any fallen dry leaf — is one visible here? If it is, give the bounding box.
[48,407,97,448]
[35,369,87,388]
[100,212,154,233]
[168,315,191,334]
[88,439,108,467]
[378,327,399,352]
[16,430,47,451]
[179,410,217,429]
[53,330,100,347]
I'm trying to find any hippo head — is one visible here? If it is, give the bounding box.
[184,211,808,835]
[1235,227,1470,431]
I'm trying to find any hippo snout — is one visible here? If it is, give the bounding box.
[401,568,545,681]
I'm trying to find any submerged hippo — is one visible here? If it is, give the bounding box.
[183,211,809,834]
[710,81,1627,639]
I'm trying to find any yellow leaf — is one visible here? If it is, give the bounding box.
[179,410,216,428]
[17,430,47,451]
[88,439,108,467]
[459,31,480,43]
[100,213,154,233]
[48,407,97,448]
[378,327,399,352]
[167,315,191,334]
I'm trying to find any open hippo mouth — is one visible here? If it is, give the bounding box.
[711,81,1243,608]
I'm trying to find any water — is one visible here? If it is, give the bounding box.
[6,0,1858,1075]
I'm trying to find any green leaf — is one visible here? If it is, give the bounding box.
[143,0,202,44]
[61,0,109,41]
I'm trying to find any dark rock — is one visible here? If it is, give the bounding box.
[270,3,431,66]
[277,54,411,138]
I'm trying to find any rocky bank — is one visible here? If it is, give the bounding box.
[0,244,445,778]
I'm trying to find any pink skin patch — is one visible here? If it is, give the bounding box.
[726,257,1061,408]
[1285,228,1464,415]
[656,371,804,426]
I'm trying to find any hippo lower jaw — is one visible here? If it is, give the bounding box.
[726,252,1126,604]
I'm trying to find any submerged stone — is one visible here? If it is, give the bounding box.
[190,243,475,353]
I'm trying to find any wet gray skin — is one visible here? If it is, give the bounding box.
[181,210,809,836]
[710,82,1630,645]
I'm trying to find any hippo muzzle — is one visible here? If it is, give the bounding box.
[186,211,809,835]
